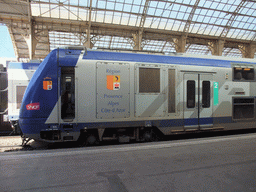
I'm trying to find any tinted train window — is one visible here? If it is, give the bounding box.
[16,86,27,109]
[233,67,254,81]
[139,68,160,93]
[202,81,210,108]
[187,80,195,108]
[61,67,75,120]
[168,69,176,113]
[233,98,255,120]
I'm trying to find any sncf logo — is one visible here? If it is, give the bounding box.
[26,103,40,110]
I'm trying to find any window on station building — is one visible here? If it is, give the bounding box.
[139,68,160,93]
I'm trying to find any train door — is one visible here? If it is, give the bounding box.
[60,67,75,122]
[184,73,213,130]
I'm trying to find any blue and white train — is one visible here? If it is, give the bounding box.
[7,62,40,134]
[19,46,256,145]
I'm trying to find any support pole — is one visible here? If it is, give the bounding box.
[174,36,186,53]
[133,31,143,51]
[238,43,256,58]
[208,40,224,56]
[24,21,38,60]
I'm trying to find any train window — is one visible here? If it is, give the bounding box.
[233,67,254,81]
[168,69,175,113]
[16,86,27,109]
[139,68,160,93]
[61,67,75,120]
[202,81,210,108]
[187,80,195,108]
[233,98,255,120]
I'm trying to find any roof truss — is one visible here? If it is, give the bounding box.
[0,0,255,60]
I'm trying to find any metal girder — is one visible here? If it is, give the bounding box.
[1,10,255,38]
[238,43,256,58]
[8,26,19,59]
[86,0,93,48]
[0,0,28,17]
[208,40,225,56]
[183,0,200,37]
[220,0,247,39]
[139,0,150,29]
[0,0,255,59]
[133,0,150,50]
[3,16,254,57]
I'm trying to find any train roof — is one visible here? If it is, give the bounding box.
[83,49,256,68]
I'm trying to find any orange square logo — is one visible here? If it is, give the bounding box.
[107,75,120,90]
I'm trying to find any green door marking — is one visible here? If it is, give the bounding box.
[214,82,219,106]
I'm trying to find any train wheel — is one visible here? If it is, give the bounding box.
[142,128,161,142]
[85,134,99,146]
[78,131,99,147]
[142,130,153,142]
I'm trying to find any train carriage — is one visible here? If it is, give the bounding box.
[7,62,40,134]
[19,46,256,145]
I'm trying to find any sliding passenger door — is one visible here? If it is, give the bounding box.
[184,73,213,130]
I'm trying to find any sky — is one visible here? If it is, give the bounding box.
[0,25,16,59]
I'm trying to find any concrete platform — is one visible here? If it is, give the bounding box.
[0,136,22,152]
[1,133,256,191]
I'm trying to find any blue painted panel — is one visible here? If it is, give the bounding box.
[199,117,213,125]
[158,119,184,127]
[19,50,59,120]
[58,49,82,66]
[19,118,48,134]
[84,50,256,68]
[184,118,198,126]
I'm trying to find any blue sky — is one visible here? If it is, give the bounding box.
[0,25,15,58]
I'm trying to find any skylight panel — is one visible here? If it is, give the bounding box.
[31,4,40,17]
[106,1,115,10]
[131,5,140,13]
[110,36,133,50]
[69,0,80,6]
[143,40,166,52]
[127,15,139,26]
[223,48,242,57]
[112,12,122,24]
[162,42,176,54]
[23,0,256,58]
[120,14,130,25]
[123,3,132,12]
[97,0,106,9]
[186,44,210,55]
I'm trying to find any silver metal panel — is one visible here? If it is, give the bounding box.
[96,62,130,119]
[135,64,165,117]
[76,60,97,123]
[135,95,165,117]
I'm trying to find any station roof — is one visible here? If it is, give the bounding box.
[0,0,255,60]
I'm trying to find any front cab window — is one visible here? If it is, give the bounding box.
[233,67,255,81]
